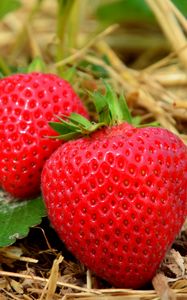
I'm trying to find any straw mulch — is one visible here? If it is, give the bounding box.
[0,0,187,299]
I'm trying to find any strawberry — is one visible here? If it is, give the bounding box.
[0,72,88,198]
[41,84,187,288]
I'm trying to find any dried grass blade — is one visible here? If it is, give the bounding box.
[145,0,187,69]
[152,273,176,300]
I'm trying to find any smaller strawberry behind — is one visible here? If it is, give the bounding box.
[0,72,88,198]
[41,83,187,288]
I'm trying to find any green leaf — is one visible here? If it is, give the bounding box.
[61,67,76,83]
[0,0,21,20]
[0,191,46,247]
[79,59,109,78]
[172,0,187,16]
[96,0,187,25]
[96,0,155,25]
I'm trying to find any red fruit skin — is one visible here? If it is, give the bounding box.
[41,123,187,288]
[0,72,88,198]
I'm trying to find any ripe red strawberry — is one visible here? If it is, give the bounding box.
[41,85,187,288]
[0,72,88,198]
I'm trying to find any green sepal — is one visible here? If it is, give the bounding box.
[132,115,141,126]
[104,81,118,122]
[49,121,80,135]
[27,57,46,73]
[48,81,158,142]
[68,113,93,129]
[118,94,133,124]
[54,131,82,141]
[49,114,105,141]
[54,122,104,141]
[49,115,80,133]
[90,90,111,124]
[90,81,133,126]
[137,121,160,128]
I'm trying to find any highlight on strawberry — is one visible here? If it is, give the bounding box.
[0,72,88,199]
[41,83,187,288]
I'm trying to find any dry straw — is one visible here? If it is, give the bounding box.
[0,0,187,299]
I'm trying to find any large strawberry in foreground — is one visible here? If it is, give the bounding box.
[0,72,88,198]
[41,84,187,288]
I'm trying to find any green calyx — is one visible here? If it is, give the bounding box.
[92,81,133,126]
[49,81,158,141]
[49,82,133,141]
[49,113,103,141]
[27,57,46,73]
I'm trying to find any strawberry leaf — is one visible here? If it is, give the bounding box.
[0,190,46,247]
[0,0,21,20]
